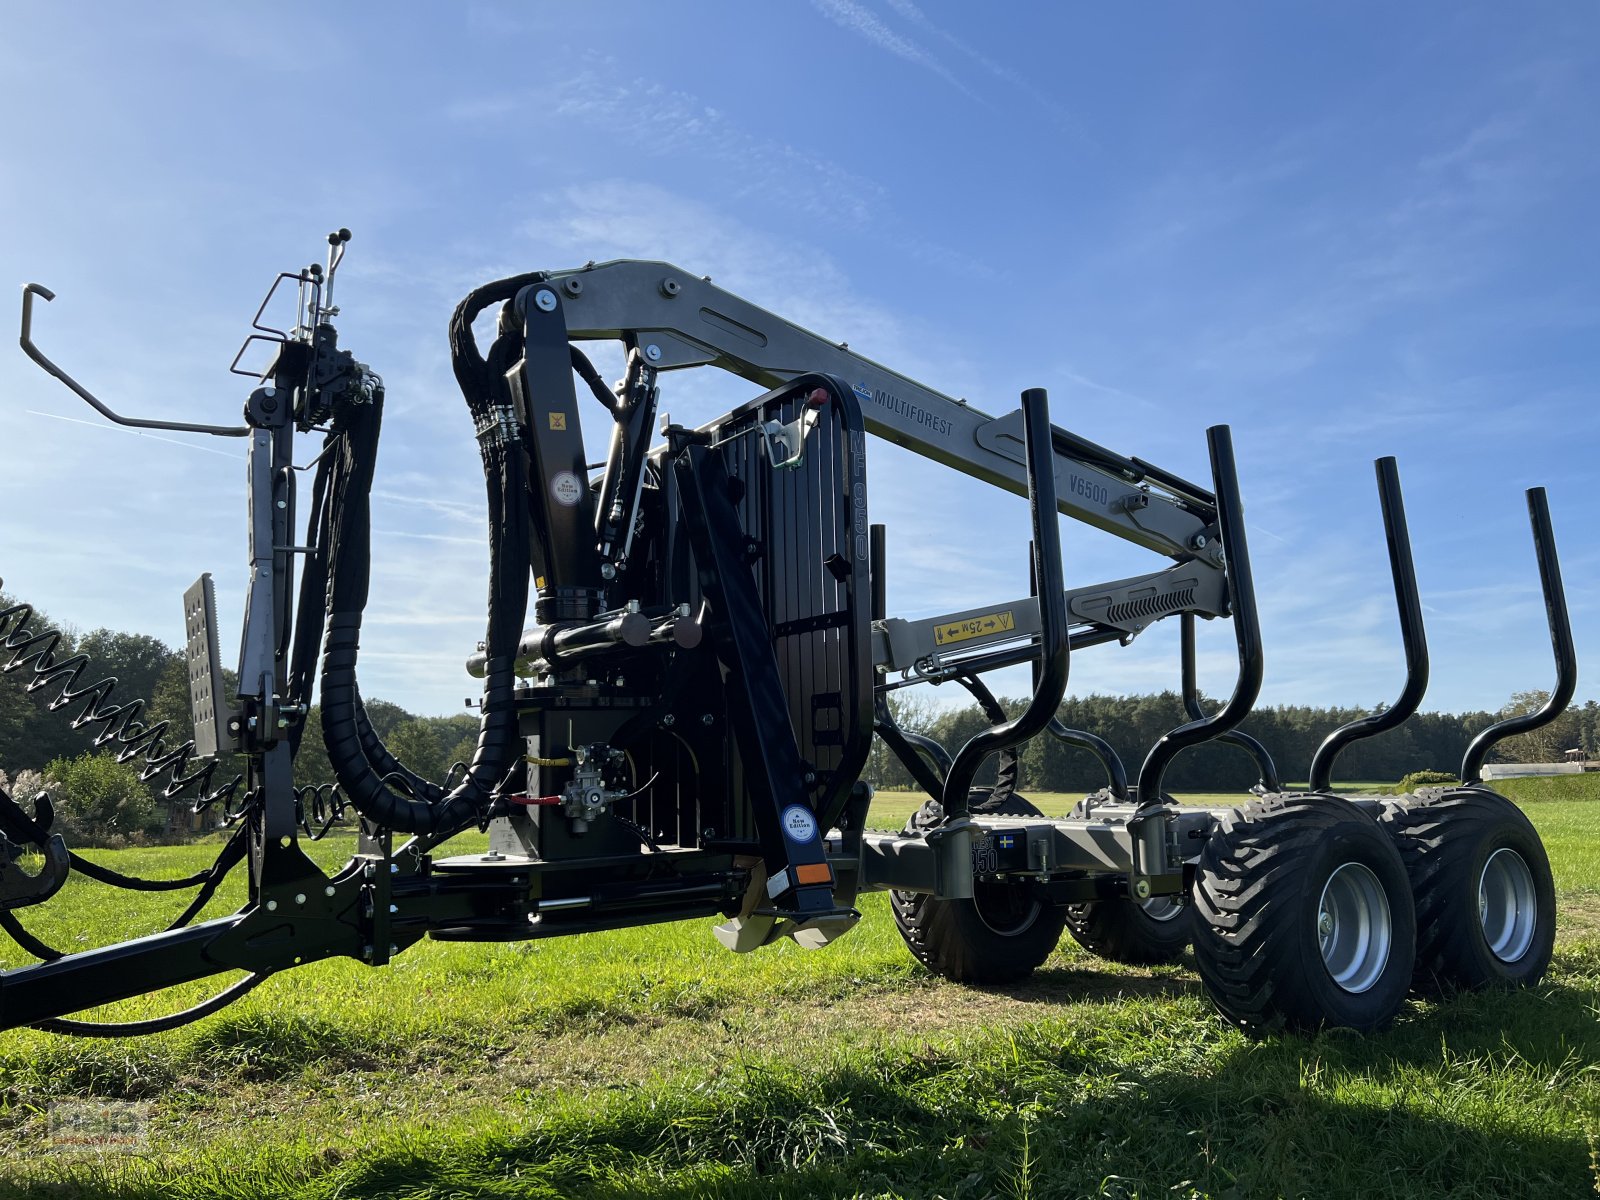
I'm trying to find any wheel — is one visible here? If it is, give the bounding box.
[1061,798,1191,965]
[1191,793,1416,1036]
[1063,893,1190,965]
[891,792,1067,984]
[1378,787,1555,993]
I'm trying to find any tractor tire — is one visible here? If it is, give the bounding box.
[1061,797,1191,965]
[891,792,1067,984]
[1377,788,1555,994]
[1191,792,1416,1036]
[1063,894,1191,965]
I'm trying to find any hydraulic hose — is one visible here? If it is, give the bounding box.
[0,593,244,819]
[318,405,520,834]
[318,272,541,835]
[570,344,617,414]
[282,432,439,806]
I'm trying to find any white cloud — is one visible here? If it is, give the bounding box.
[809,0,977,98]
[877,0,1086,134]
[449,63,887,229]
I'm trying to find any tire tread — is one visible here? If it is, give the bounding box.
[1191,793,1415,1036]
[891,792,1065,984]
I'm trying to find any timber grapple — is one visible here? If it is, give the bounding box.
[0,231,1578,1037]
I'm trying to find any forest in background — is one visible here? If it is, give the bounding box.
[2,585,1595,839]
[867,686,1598,794]
[0,588,475,842]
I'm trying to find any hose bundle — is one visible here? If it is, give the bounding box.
[316,273,543,836]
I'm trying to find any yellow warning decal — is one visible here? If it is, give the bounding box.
[548,412,568,431]
[933,610,1016,646]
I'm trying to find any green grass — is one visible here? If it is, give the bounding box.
[0,779,1597,1197]
[1496,772,1600,806]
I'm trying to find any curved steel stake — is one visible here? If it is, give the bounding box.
[1134,425,1264,805]
[940,388,1070,818]
[1459,488,1577,785]
[1306,457,1428,792]
[1181,613,1281,793]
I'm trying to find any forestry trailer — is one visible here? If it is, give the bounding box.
[0,231,1577,1037]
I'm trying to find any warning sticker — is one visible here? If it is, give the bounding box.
[932,610,1015,646]
[548,412,567,431]
[550,472,584,507]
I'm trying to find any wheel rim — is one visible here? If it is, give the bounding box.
[1479,847,1537,963]
[1316,862,1392,993]
[972,881,1040,936]
[1140,896,1183,923]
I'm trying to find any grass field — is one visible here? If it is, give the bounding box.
[0,778,1596,1198]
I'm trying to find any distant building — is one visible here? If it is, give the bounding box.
[1480,761,1582,780]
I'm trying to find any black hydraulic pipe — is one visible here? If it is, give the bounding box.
[1307,458,1429,793]
[941,389,1069,819]
[870,524,887,622]
[321,402,525,835]
[1052,428,1216,515]
[1460,488,1577,785]
[1135,426,1262,805]
[1129,456,1217,514]
[1180,614,1281,792]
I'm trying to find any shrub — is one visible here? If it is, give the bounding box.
[40,751,161,846]
[1398,769,1458,794]
[0,768,45,802]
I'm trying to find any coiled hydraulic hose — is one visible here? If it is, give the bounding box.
[0,586,244,825]
[0,600,260,1018]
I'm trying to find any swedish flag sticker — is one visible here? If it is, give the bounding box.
[997,833,1017,850]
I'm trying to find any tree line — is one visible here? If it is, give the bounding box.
[866,687,1600,794]
[0,587,476,842]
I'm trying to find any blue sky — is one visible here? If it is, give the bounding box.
[1,2,1594,726]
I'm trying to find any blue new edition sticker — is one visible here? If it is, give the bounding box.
[781,804,818,843]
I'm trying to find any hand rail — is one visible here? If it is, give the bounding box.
[19,284,249,438]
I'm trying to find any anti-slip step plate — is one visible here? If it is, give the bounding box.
[183,573,228,760]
